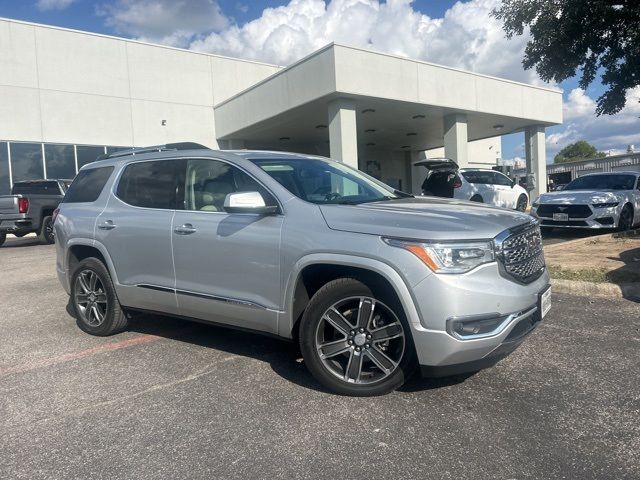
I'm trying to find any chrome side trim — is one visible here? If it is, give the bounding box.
[446,305,538,341]
[136,284,268,310]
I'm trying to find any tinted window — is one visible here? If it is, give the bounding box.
[183,159,275,212]
[63,167,114,203]
[564,174,635,191]
[44,144,76,179]
[10,143,44,181]
[461,171,494,185]
[76,145,106,169]
[12,181,61,195]
[0,142,10,195]
[116,160,177,209]
[106,146,132,155]
[251,158,398,205]
[491,172,513,186]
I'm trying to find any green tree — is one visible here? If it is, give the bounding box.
[553,141,606,164]
[493,0,640,115]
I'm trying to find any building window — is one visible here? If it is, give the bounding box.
[106,146,132,155]
[10,142,44,182]
[76,145,106,169]
[44,144,76,179]
[0,142,10,195]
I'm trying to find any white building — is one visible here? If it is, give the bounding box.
[0,17,562,199]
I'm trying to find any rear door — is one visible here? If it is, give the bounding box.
[489,171,518,208]
[95,159,178,315]
[171,157,283,334]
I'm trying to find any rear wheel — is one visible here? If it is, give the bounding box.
[38,216,55,244]
[299,278,416,396]
[0,233,5,247]
[516,194,528,212]
[70,257,128,336]
[470,195,483,203]
[618,204,634,231]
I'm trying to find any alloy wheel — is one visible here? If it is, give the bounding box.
[314,296,405,385]
[74,269,108,327]
[45,219,55,242]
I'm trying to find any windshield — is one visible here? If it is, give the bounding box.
[563,174,635,191]
[250,157,404,205]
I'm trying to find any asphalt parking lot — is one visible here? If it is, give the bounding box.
[1,237,639,479]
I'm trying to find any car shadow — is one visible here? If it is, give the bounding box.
[65,299,472,394]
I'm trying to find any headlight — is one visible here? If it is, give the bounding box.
[384,238,495,274]
[592,202,619,208]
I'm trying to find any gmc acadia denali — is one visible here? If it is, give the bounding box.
[55,144,551,396]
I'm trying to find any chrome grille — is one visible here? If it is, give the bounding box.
[497,223,545,283]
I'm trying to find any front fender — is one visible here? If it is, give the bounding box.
[279,253,422,338]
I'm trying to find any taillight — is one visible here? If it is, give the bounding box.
[52,207,60,225]
[18,197,29,214]
[452,176,462,189]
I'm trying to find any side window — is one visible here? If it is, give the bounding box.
[636,177,640,191]
[63,167,114,203]
[116,160,177,209]
[183,159,275,212]
[491,172,513,186]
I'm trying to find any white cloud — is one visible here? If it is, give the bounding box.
[189,0,540,84]
[547,87,640,156]
[98,0,229,48]
[36,0,76,10]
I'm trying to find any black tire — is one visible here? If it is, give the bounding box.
[299,278,416,396]
[38,216,55,244]
[70,257,128,336]
[470,195,483,203]
[516,194,528,212]
[618,204,634,231]
[0,233,5,247]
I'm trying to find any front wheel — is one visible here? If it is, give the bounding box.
[39,216,55,244]
[618,204,634,231]
[70,258,128,336]
[470,195,483,203]
[299,278,416,396]
[516,194,528,212]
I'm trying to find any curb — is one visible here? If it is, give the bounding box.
[550,278,640,300]
[544,228,640,253]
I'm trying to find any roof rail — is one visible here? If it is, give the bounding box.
[97,142,210,160]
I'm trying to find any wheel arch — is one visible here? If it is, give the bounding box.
[282,254,421,340]
[66,239,119,285]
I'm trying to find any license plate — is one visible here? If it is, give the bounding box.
[539,287,552,320]
[553,213,569,221]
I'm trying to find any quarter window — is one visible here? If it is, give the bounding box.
[116,160,178,209]
[182,159,275,212]
[63,167,114,203]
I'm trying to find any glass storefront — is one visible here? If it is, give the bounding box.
[0,141,132,191]
[10,143,44,182]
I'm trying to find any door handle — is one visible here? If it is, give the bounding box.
[174,223,197,235]
[98,220,117,230]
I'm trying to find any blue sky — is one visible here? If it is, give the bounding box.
[0,1,636,161]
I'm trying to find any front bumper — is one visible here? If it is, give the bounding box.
[532,204,620,229]
[406,261,549,373]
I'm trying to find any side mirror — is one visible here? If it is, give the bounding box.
[223,192,278,215]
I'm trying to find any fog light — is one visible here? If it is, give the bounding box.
[447,315,507,339]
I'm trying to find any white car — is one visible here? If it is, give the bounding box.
[416,159,529,211]
[532,172,640,230]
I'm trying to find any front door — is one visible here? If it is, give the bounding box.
[95,159,179,315]
[171,158,283,334]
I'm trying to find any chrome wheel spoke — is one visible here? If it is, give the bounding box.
[88,272,98,292]
[74,269,108,327]
[318,339,350,359]
[345,351,364,383]
[77,274,91,294]
[94,292,108,304]
[365,346,396,374]
[75,293,90,304]
[371,322,403,342]
[324,308,353,336]
[356,298,375,330]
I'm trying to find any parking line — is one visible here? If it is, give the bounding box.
[0,335,161,378]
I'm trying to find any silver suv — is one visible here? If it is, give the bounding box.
[55,144,551,396]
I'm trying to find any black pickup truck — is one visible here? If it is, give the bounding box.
[0,179,71,247]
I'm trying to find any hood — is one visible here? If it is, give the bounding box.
[537,190,623,204]
[319,197,534,241]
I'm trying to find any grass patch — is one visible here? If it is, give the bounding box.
[548,265,640,284]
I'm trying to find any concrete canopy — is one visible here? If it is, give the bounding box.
[214,44,563,154]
